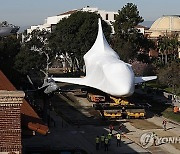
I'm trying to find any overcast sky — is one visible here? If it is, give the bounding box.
[0,0,179,27]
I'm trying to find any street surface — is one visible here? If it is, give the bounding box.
[23,91,180,154]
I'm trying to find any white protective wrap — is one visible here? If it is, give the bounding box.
[52,19,157,97]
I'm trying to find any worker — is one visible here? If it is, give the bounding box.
[107,132,112,145]
[122,107,126,112]
[174,106,179,113]
[101,134,105,147]
[95,135,100,150]
[116,132,121,147]
[119,123,123,134]
[104,137,109,151]
[162,120,167,131]
[109,124,114,134]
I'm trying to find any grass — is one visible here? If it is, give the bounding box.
[148,99,171,116]
[146,81,166,89]
[146,81,180,96]
[162,107,180,123]
[148,100,180,123]
[138,93,180,123]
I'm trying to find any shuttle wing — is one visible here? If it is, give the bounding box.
[52,77,87,86]
[135,76,157,84]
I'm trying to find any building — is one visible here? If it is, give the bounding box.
[146,15,180,58]
[149,15,180,36]
[0,90,24,154]
[26,6,118,34]
[135,25,149,35]
[0,71,49,136]
[0,70,49,153]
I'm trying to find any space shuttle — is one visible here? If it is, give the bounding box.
[52,18,157,97]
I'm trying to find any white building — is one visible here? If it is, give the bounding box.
[26,6,118,34]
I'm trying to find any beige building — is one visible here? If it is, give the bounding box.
[146,15,180,58]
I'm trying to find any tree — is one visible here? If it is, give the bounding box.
[158,60,180,95]
[113,3,152,62]
[0,35,21,68]
[157,34,179,64]
[49,11,112,68]
[14,29,52,76]
[0,35,21,83]
[131,60,155,76]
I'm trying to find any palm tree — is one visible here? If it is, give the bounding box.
[157,34,179,64]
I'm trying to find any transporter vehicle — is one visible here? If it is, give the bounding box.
[87,93,106,103]
[90,94,146,119]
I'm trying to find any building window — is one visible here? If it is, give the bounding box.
[106,14,108,20]
[114,14,117,20]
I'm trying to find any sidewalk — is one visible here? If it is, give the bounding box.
[23,109,150,154]
[124,116,180,154]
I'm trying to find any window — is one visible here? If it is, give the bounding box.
[106,14,108,20]
[114,14,117,20]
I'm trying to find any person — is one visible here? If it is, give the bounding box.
[162,120,167,131]
[107,132,112,146]
[116,132,121,147]
[109,124,114,134]
[101,134,105,147]
[104,137,109,151]
[119,123,123,134]
[95,135,100,150]
[152,132,158,146]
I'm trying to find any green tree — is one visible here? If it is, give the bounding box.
[158,60,180,95]
[113,3,152,62]
[157,34,179,64]
[14,29,51,75]
[0,35,21,83]
[49,11,112,68]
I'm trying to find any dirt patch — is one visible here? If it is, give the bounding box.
[172,143,180,151]
[129,119,161,130]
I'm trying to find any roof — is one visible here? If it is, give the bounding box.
[150,15,180,31]
[58,10,78,16]
[0,70,49,135]
[136,25,149,30]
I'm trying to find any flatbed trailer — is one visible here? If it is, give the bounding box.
[102,108,146,119]
[87,93,106,103]
[126,109,146,119]
[103,110,122,119]
[87,92,146,119]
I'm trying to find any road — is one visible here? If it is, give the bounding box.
[22,90,180,154]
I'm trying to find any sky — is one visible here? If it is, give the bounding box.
[0,0,179,28]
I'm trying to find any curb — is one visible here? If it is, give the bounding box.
[122,133,152,154]
[162,116,180,126]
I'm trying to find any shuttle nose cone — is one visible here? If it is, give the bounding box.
[52,83,58,91]
[103,62,134,97]
[119,84,134,97]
